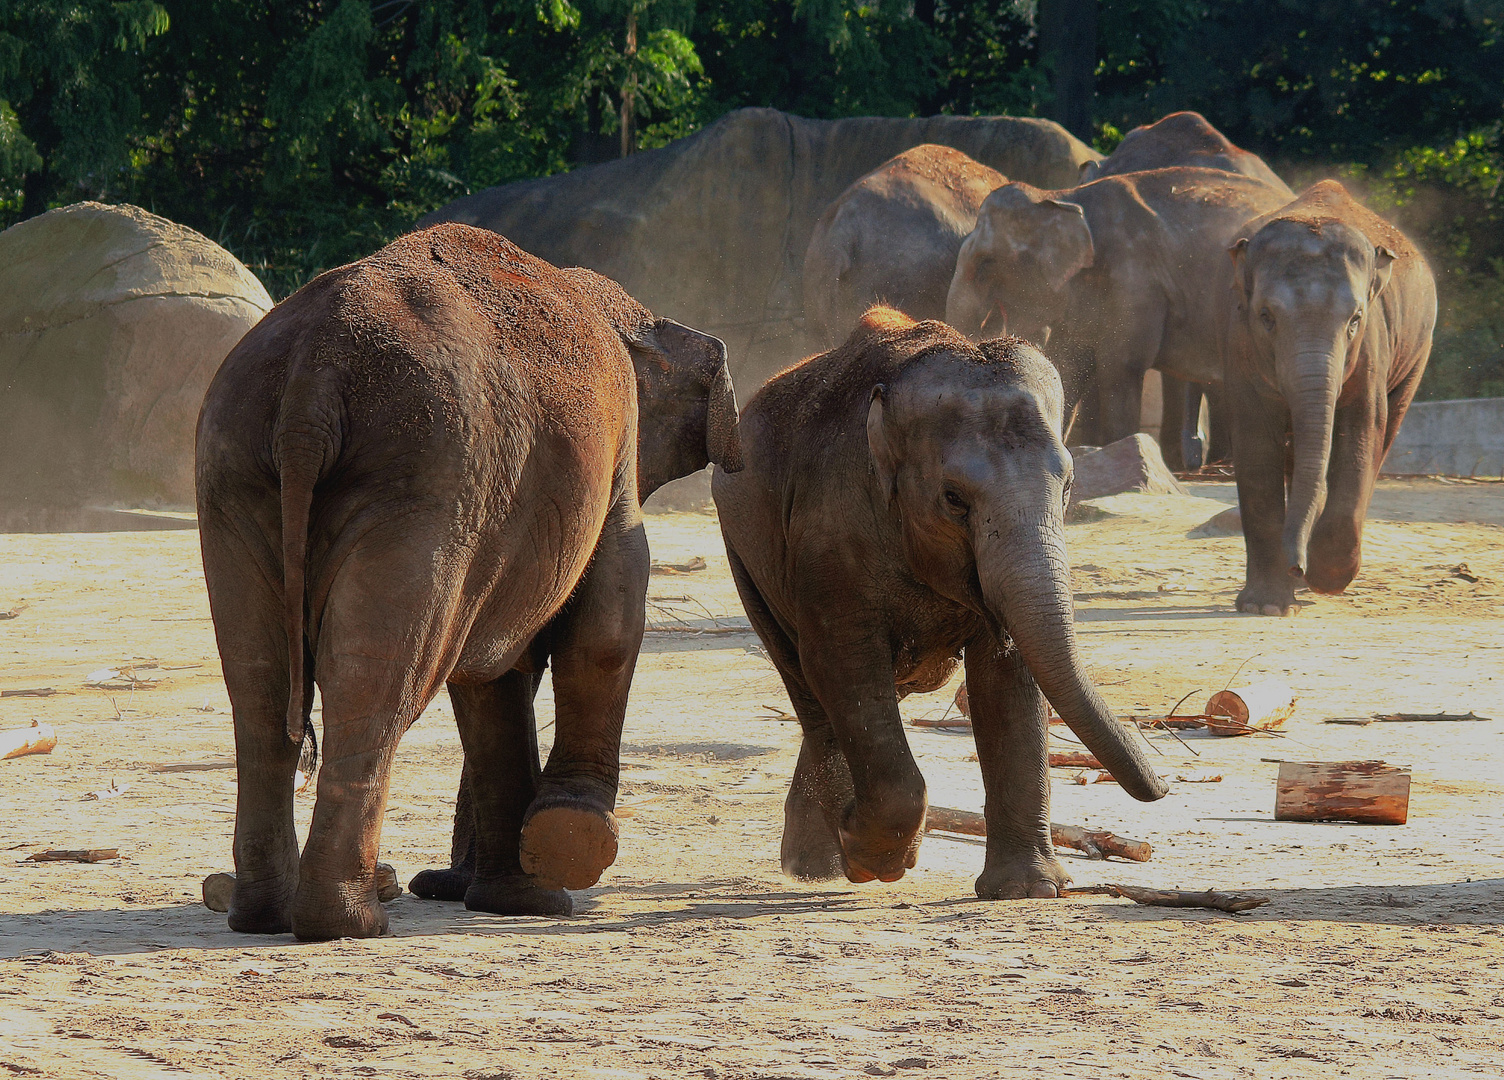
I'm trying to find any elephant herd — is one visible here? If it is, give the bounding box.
[194,112,1436,941]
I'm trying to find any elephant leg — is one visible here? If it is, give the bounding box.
[1180,379,1206,472]
[1094,303,1165,444]
[1159,373,1187,471]
[1232,389,1298,615]
[1307,388,1384,594]
[409,671,545,904]
[203,519,302,935]
[449,674,572,916]
[292,538,465,941]
[1205,384,1233,465]
[965,637,1069,900]
[795,592,925,884]
[521,498,649,891]
[725,539,849,880]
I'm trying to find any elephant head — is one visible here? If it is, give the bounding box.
[625,317,745,497]
[1229,212,1394,589]
[945,182,1095,346]
[863,315,1166,801]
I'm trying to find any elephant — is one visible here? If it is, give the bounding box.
[711,307,1168,900]
[196,223,741,940]
[409,321,743,906]
[1221,180,1436,616]
[1080,111,1293,197]
[802,145,1006,347]
[945,167,1292,447]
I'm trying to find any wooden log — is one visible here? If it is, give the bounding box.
[1204,679,1296,736]
[27,849,118,863]
[1108,883,1270,913]
[0,721,56,760]
[1274,760,1410,825]
[924,806,1152,862]
[1049,751,1102,769]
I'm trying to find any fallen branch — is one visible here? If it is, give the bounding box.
[27,849,118,863]
[1049,751,1102,769]
[924,806,1152,862]
[650,556,708,574]
[1108,883,1270,914]
[0,687,55,698]
[1,721,56,760]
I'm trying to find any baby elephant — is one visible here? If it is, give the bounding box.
[197,224,738,940]
[713,309,1167,900]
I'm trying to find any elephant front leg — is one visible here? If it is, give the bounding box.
[965,638,1069,900]
[450,674,571,916]
[1307,388,1385,595]
[1232,391,1299,615]
[521,505,650,891]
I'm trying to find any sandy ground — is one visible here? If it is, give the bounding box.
[1,478,1502,1079]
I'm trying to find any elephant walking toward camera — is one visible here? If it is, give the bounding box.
[713,308,1167,900]
[945,168,1291,447]
[1221,180,1436,615]
[197,224,737,939]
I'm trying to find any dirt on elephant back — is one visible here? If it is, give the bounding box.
[1,478,1501,1079]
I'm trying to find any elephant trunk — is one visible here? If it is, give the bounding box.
[976,514,1168,802]
[945,265,992,339]
[1280,351,1339,578]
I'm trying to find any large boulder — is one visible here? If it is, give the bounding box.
[0,202,271,515]
[1070,434,1188,504]
[423,107,1098,394]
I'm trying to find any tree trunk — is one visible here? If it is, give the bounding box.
[1037,0,1097,141]
[620,9,639,158]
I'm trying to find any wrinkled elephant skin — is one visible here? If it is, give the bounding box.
[713,308,1167,903]
[803,145,1005,347]
[197,224,739,940]
[946,168,1291,447]
[1222,180,1436,616]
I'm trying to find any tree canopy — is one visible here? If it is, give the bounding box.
[2,0,1502,394]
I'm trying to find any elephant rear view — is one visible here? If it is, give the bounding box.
[803,145,1005,347]
[714,307,1166,902]
[197,224,735,940]
[1222,180,1436,615]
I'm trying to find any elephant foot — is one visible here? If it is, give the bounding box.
[464,873,574,917]
[290,878,389,941]
[975,853,1071,900]
[780,805,845,882]
[227,874,295,935]
[519,799,619,891]
[835,798,925,884]
[1236,582,1299,617]
[408,866,473,902]
[837,826,922,884]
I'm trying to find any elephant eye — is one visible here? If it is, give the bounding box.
[1062,475,1073,508]
[943,489,970,517]
[1259,308,1275,331]
[1348,313,1362,338]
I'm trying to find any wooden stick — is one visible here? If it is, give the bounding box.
[1048,751,1102,769]
[27,848,118,863]
[924,806,1152,862]
[1,721,56,760]
[1108,883,1270,913]
[1204,679,1296,736]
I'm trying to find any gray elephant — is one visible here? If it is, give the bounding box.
[1081,111,1293,196]
[1221,180,1435,615]
[410,327,743,906]
[712,307,1167,900]
[802,145,1005,347]
[946,167,1292,446]
[196,224,740,940]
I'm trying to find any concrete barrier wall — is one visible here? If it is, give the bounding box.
[1385,397,1504,477]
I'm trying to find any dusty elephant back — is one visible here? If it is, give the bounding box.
[1086,111,1293,197]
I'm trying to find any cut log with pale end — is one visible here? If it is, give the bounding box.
[1049,751,1102,769]
[1,721,56,760]
[953,682,970,719]
[923,806,1151,862]
[376,862,402,902]
[1204,679,1297,736]
[1109,883,1270,913]
[1274,760,1411,825]
[203,872,235,912]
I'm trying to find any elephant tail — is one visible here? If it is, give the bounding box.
[274,413,338,748]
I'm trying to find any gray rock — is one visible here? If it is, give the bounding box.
[1070,434,1187,503]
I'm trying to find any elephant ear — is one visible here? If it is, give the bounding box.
[639,317,745,474]
[1040,200,1094,291]
[1370,245,1397,301]
[1228,237,1252,304]
[866,384,898,504]
[1078,159,1101,183]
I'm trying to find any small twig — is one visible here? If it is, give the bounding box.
[1222,654,1259,692]
[1155,690,1202,757]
